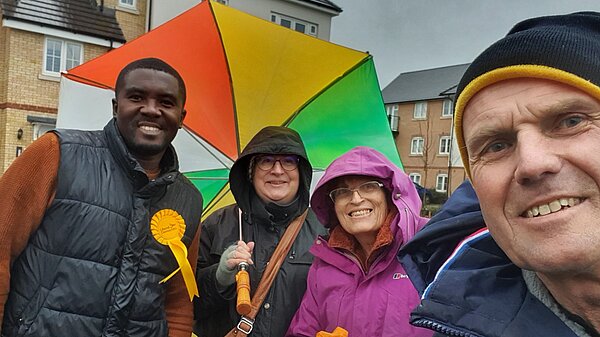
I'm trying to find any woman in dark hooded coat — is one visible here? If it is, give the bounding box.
[194,126,326,337]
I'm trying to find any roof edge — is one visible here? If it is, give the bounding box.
[399,62,471,76]
[284,0,342,15]
[2,17,125,46]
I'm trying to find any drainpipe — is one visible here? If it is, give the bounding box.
[445,93,456,197]
[146,0,153,31]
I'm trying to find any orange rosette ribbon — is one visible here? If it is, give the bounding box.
[151,209,198,301]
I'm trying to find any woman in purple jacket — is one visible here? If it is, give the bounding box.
[286,146,432,337]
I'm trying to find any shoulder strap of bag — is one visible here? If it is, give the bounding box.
[224,209,309,337]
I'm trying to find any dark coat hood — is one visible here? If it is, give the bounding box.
[229,126,312,214]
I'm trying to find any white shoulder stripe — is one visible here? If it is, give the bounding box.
[422,228,490,299]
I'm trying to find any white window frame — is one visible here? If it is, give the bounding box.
[436,174,448,192]
[271,13,318,37]
[118,0,136,9]
[33,123,55,140]
[386,104,399,132]
[439,136,451,155]
[442,99,453,117]
[409,173,421,185]
[43,37,83,76]
[410,137,424,155]
[413,102,427,119]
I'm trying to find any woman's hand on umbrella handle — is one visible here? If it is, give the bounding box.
[225,241,254,270]
[216,241,254,287]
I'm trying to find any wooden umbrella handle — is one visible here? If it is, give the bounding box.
[236,262,251,315]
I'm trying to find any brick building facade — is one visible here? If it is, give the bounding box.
[383,64,470,196]
[0,0,146,171]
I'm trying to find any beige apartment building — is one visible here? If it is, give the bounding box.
[213,0,341,40]
[0,0,341,174]
[0,0,148,172]
[149,0,341,37]
[382,63,470,196]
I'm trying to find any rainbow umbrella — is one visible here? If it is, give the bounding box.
[57,1,401,219]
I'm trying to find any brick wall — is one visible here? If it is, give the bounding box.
[7,30,60,107]
[0,1,148,172]
[105,0,148,42]
[0,29,114,170]
[0,28,7,103]
[394,98,465,194]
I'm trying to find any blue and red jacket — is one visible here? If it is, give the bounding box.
[398,181,580,337]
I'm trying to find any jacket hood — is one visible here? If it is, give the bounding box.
[398,180,485,294]
[229,126,312,213]
[311,146,424,241]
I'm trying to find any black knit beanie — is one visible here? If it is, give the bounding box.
[454,11,600,176]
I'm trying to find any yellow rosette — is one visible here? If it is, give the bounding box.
[151,209,198,301]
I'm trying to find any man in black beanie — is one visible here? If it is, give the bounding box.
[399,12,600,336]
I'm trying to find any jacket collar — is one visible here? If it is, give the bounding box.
[328,209,396,272]
[400,181,578,336]
[312,210,404,279]
[409,231,579,336]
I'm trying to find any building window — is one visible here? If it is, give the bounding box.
[119,0,136,8]
[386,104,399,132]
[271,13,318,37]
[439,136,451,155]
[43,37,83,76]
[409,173,421,185]
[411,137,424,155]
[436,174,448,192]
[414,102,427,119]
[442,99,453,117]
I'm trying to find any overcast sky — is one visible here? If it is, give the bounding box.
[329,0,600,87]
[155,1,600,88]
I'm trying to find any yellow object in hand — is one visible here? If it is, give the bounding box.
[316,327,348,337]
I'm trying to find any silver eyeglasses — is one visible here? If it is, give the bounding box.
[328,181,384,203]
[255,155,299,171]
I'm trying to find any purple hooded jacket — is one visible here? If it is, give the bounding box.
[286,147,432,337]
